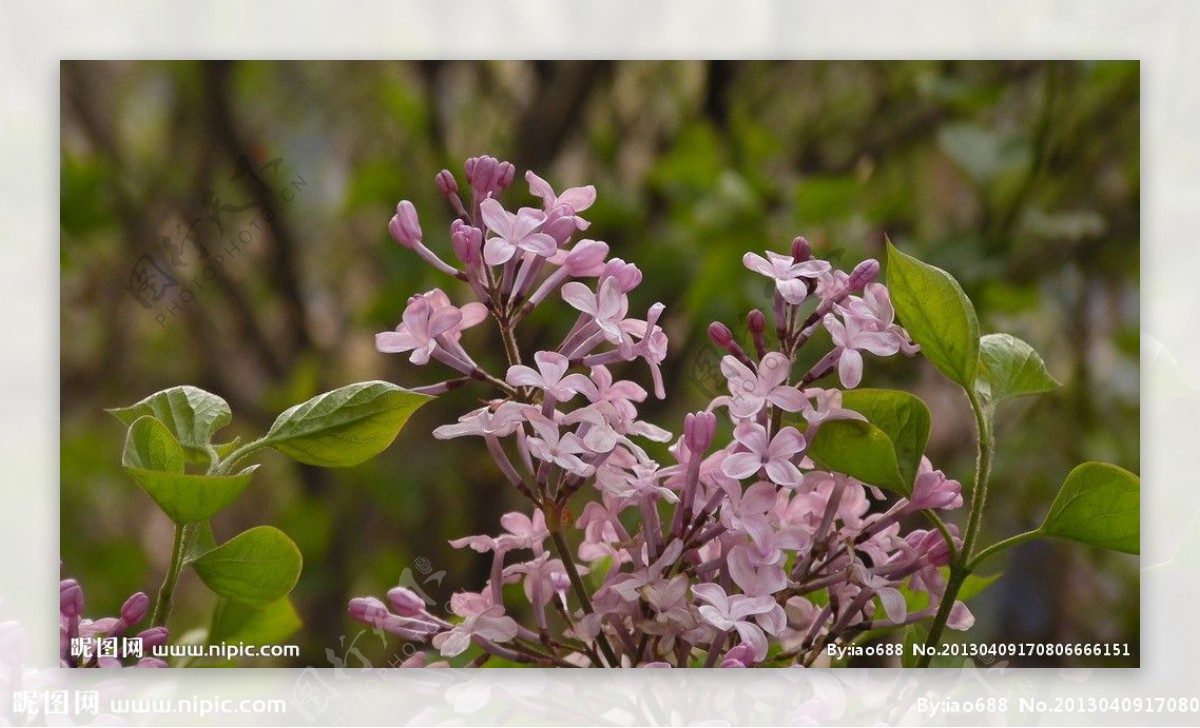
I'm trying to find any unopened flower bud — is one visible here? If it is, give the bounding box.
[435,169,458,197]
[119,592,150,627]
[790,236,812,261]
[386,587,428,617]
[496,161,516,190]
[708,322,734,348]
[683,411,717,455]
[388,200,423,249]
[348,596,391,627]
[747,309,766,334]
[450,219,483,265]
[60,579,83,619]
[563,238,609,276]
[136,626,169,649]
[848,258,880,291]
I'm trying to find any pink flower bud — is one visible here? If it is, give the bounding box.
[790,236,812,261]
[386,587,428,617]
[136,626,169,649]
[450,219,483,265]
[708,322,734,347]
[119,592,150,627]
[747,309,766,334]
[683,411,717,455]
[388,200,423,249]
[348,596,391,627]
[60,579,83,619]
[720,643,756,667]
[848,258,880,291]
[562,239,609,276]
[435,169,458,197]
[497,161,516,190]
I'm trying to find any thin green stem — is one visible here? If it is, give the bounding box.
[151,522,192,627]
[918,390,993,666]
[549,529,619,667]
[921,509,959,564]
[968,529,1039,573]
[214,436,269,475]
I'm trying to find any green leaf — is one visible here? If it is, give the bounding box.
[839,389,931,487]
[976,333,1060,405]
[807,419,907,494]
[1039,462,1139,554]
[262,381,432,467]
[122,416,185,473]
[208,597,302,649]
[191,526,303,605]
[885,240,981,389]
[123,467,259,524]
[109,386,232,454]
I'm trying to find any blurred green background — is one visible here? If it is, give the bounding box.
[60,60,1139,666]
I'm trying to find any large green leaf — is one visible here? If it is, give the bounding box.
[1039,462,1139,554]
[976,333,1060,405]
[840,389,931,487]
[121,416,257,523]
[262,381,432,467]
[109,386,231,454]
[191,526,303,605]
[208,597,302,649]
[807,419,907,495]
[885,240,980,389]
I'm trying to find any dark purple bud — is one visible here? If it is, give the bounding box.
[136,626,170,649]
[60,579,83,619]
[683,411,717,455]
[119,592,150,627]
[790,236,812,261]
[386,587,428,618]
[708,322,734,348]
[435,169,458,197]
[848,258,880,291]
[388,200,423,249]
[747,309,766,335]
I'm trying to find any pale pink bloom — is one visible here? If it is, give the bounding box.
[433,593,518,657]
[479,198,557,266]
[585,365,648,410]
[504,553,576,611]
[843,282,919,355]
[727,543,789,597]
[691,583,785,662]
[376,291,485,365]
[433,401,528,439]
[526,170,596,229]
[562,278,629,344]
[423,289,488,343]
[801,387,866,429]
[948,601,975,630]
[823,312,903,388]
[722,422,807,489]
[847,561,906,623]
[506,351,598,402]
[742,251,830,304]
[449,509,549,555]
[907,457,963,511]
[548,238,610,275]
[618,302,669,399]
[525,412,594,476]
[721,353,807,419]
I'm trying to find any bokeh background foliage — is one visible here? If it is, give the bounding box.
[60,60,1138,666]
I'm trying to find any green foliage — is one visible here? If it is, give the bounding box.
[208,597,303,648]
[1039,462,1140,554]
[885,239,981,388]
[190,526,303,605]
[807,419,907,495]
[839,389,931,488]
[263,381,433,468]
[976,333,1060,406]
[109,386,232,458]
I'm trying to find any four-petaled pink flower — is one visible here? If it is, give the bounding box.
[480,198,558,266]
[742,251,831,304]
[377,293,475,365]
[823,312,903,388]
[691,583,785,662]
[506,351,599,402]
[432,591,519,657]
[525,412,594,476]
[721,421,807,488]
[561,277,629,344]
[527,170,596,230]
[720,352,808,419]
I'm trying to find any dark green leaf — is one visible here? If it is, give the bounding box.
[976,333,1060,405]
[109,386,231,454]
[885,240,980,389]
[263,381,432,467]
[1039,462,1139,554]
[191,526,303,605]
[807,419,907,494]
[839,389,931,487]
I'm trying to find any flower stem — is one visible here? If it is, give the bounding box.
[918,390,992,666]
[967,529,1039,573]
[151,522,193,628]
[549,529,620,667]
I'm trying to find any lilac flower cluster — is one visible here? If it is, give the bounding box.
[352,157,971,667]
[60,576,168,668]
